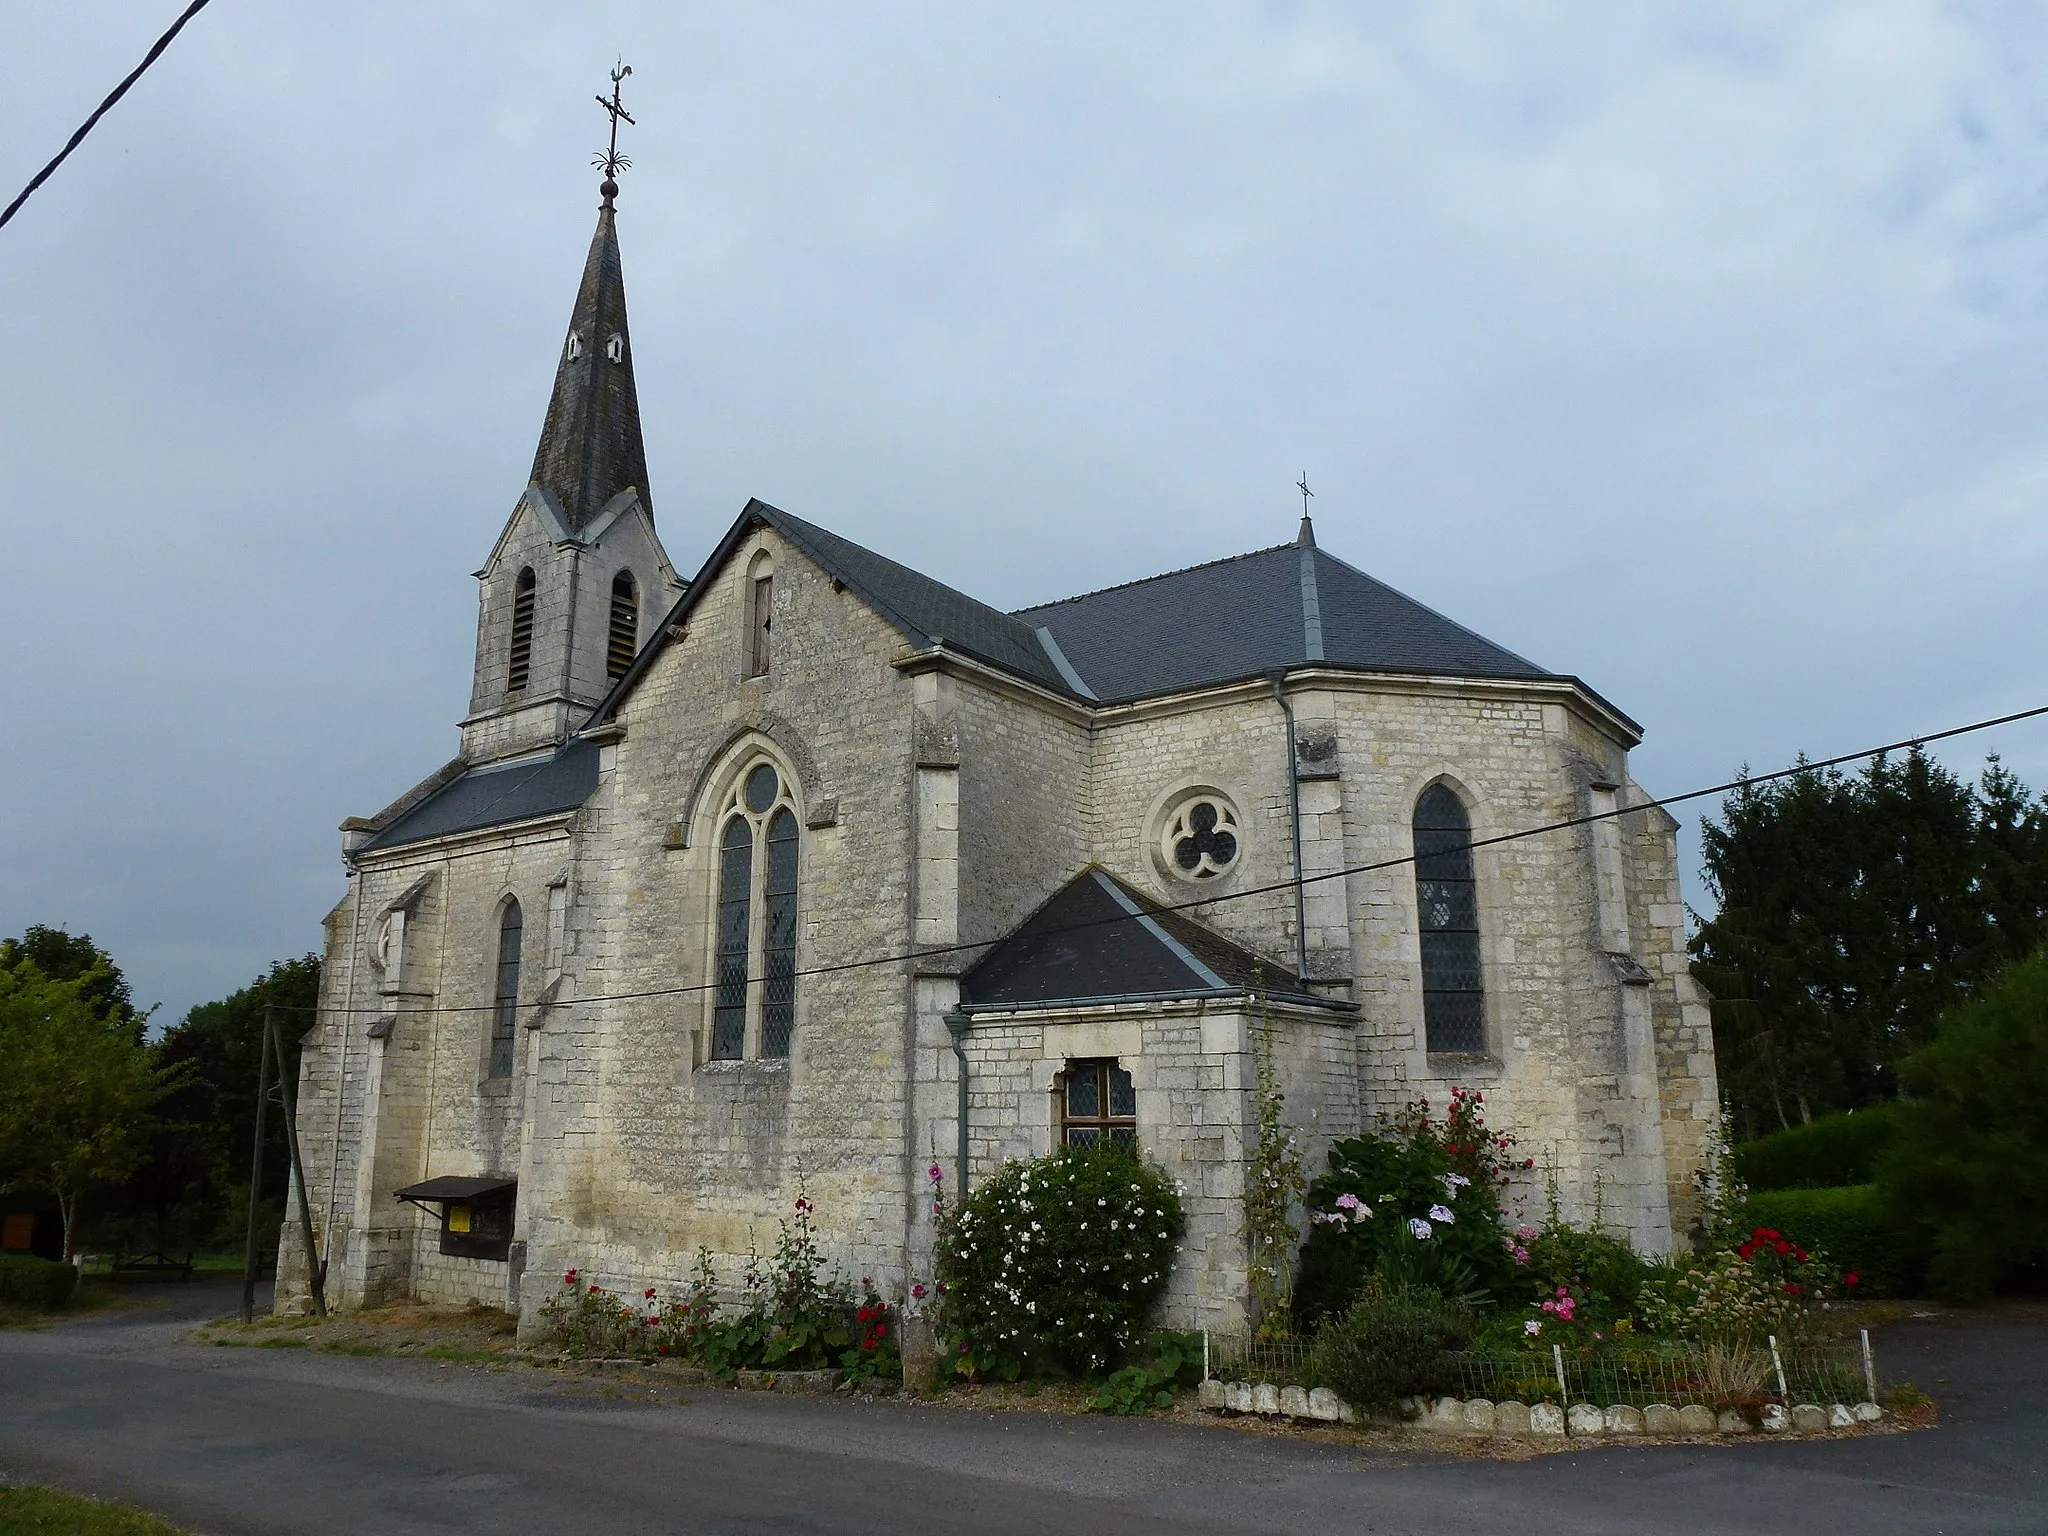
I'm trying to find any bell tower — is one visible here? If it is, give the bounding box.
[461,66,681,764]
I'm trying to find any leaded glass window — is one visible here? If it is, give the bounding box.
[489,899,522,1078]
[1061,1059,1137,1146]
[1414,784,1484,1053]
[713,817,752,1060]
[707,758,800,1061]
[762,808,798,1057]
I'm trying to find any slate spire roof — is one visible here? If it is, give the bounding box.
[528,188,652,532]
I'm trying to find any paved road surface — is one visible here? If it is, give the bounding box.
[2,1282,2042,1535]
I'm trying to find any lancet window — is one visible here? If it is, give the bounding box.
[710,760,800,1060]
[606,569,638,680]
[490,898,523,1077]
[1414,784,1484,1053]
[507,567,537,693]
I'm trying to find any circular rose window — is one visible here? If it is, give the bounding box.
[1161,795,1241,880]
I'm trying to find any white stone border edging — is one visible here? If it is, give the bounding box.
[1197,1379,1885,1437]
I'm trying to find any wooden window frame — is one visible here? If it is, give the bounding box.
[1059,1058,1137,1147]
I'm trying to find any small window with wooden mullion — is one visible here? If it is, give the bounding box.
[1061,1059,1136,1146]
[749,575,773,678]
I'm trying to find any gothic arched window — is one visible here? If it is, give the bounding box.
[507,567,537,694]
[710,761,800,1060]
[490,899,523,1078]
[607,569,639,681]
[1414,784,1484,1054]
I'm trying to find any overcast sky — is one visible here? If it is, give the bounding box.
[3,1,2046,1028]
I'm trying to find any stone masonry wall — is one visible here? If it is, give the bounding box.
[515,525,926,1319]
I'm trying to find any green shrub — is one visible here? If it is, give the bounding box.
[1514,1221,1652,1323]
[935,1141,1184,1377]
[1293,1088,1523,1323]
[1306,1283,1472,1417]
[0,1253,76,1309]
[1883,951,2048,1300]
[1734,1103,1911,1191]
[1744,1185,1920,1298]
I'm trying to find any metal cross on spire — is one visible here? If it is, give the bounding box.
[593,60,635,201]
[1296,472,1313,518]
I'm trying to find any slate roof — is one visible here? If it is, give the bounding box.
[528,193,652,532]
[359,740,598,853]
[958,867,1345,1013]
[1014,530,1556,704]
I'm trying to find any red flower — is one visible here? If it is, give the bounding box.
[645,1288,657,1300]
[1844,1271,1861,1288]
[658,1345,670,1355]
[1784,1282,1801,1295]
[1522,1158,1534,1170]
[872,1322,888,1339]
[1795,1248,1808,1263]
[588,1283,600,1294]
[564,1269,578,1284]
[1738,1241,1757,1260]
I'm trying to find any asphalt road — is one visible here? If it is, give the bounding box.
[2,1282,2042,1535]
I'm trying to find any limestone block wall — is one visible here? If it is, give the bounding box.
[514,525,925,1322]
[1622,783,1721,1236]
[560,501,682,706]
[1323,685,1683,1243]
[953,678,1092,950]
[280,820,578,1313]
[1088,692,1301,970]
[950,1002,1356,1332]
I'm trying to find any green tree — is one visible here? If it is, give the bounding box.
[0,925,142,1036]
[1691,751,2048,1135]
[0,960,171,1258]
[127,956,320,1251]
[1882,950,2048,1300]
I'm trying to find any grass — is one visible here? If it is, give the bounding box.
[0,1484,186,1534]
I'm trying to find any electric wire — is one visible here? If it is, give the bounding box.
[0,0,214,233]
[272,699,2048,1019]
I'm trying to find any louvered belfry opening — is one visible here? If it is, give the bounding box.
[606,569,638,680]
[507,567,537,693]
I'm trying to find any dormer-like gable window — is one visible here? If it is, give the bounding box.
[607,569,638,681]
[507,568,537,694]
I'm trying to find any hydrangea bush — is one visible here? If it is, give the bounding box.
[1294,1088,1528,1320]
[934,1142,1185,1378]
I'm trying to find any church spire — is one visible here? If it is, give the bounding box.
[528,64,650,533]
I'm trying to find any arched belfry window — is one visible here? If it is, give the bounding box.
[1414,785,1484,1053]
[490,899,523,1078]
[507,567,537,694]
[606,569,638,681]
[709,760,800,1060]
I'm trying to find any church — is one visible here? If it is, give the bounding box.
[280,161,1719,1332]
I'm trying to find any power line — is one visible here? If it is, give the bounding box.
[278,699,2048,1019]
[0,0,214,233]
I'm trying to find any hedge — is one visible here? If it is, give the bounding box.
[1734,1103,1911,1191]
[1742,1185,1922,1299]
[0,1253,77,1310]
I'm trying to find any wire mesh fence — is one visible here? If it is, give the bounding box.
[1206,1331,1878,1410]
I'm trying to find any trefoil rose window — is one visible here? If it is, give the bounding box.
[1061,1059,1136,1146]
[710,760,800,1061]
[1161,795,1240,880]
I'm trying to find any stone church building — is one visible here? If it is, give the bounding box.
[281,179,1719,1331]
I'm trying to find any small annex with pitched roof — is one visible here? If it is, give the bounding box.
[283,157,1719,1335]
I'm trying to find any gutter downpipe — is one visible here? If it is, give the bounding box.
[946,1012,971,1200]
[1269,673,1310,984]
